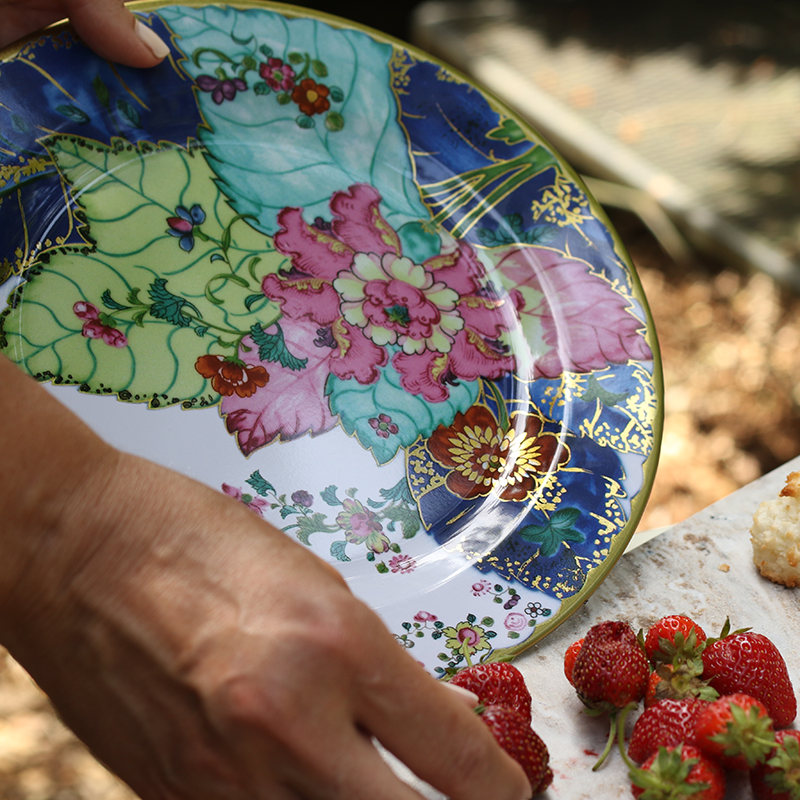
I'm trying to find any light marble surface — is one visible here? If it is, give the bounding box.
[390,454,800,799]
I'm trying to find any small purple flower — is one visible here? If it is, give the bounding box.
[291,489,314,508]
[197,74,247,104]
[259,57,296,92]
[369,413,399,439]
[166,204,205,252]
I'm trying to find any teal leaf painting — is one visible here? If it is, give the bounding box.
[250,322,307,370]
[158,5,428,234]
[327,356,480,465]
[246,470,275,497]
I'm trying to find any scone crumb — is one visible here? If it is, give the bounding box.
[718,564,730,572]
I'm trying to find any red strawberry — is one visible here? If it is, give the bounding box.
[631,744,725,800]
[750,729,800,800]
[628,697,710,763]
[702,627,796,728]
[563,638,584,686]
[477,704,552,796]
[694,692,776,770]
[450,662,532,719]
[571,620,649,711]
[644,614,707,665]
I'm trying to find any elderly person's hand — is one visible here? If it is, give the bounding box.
[0,0,169,65]
[0,354,531,800]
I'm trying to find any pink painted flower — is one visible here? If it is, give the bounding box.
[73,301,128,348]
[369,413,399,439]
[389,554,417,574]
[413,611,438,624]
[259,57,295,91]
[504,612,528,632]
[222,483,269,516]
[470,579,493,596]
[262,184,520,402]
[335,497,390,553]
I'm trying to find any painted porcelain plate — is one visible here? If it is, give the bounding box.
[0,1,662,675]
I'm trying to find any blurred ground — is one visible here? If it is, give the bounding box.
[3,204,800,800]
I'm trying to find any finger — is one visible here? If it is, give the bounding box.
[65,0,169,67]
[360,653,531,800]
[298,733,437,800]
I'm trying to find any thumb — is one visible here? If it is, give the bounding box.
[66,0,170,67]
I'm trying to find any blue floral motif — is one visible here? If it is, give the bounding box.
[166,204,206,252]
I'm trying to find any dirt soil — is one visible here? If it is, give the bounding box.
[3,210,800,797]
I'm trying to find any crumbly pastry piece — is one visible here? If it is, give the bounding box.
[750,472,800,587]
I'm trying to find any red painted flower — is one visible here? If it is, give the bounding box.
[427,405,570,501]
[195,354,269,398]
[292,78,330,116]
[73,301,128,348]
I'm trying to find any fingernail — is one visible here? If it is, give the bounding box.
[442,681,479,705]
[135,19,170,60]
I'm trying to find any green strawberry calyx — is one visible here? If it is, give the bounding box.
[711,702,777,768]
[629,745,710,800]
[765,735,800,795]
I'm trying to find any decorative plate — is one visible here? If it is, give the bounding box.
[0,1,662,675]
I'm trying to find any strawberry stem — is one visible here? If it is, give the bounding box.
[593,703,638,771]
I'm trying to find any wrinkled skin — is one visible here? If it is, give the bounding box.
[0,354,532,800]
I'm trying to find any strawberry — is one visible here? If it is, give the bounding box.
[750,729,800,800]
[627,697,710,763]
[644,614,707,665]
[450,662,532,719]
[571,620,649,711]
[563,638,584,687]
[477,704,552,796]
[701,625,797,728]
[630,744,725,800]
[694,692,776,770]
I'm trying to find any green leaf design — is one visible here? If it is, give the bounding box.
[320,485,341,506]
[311,59,328,77]
[56,104,90,124]
[381,504,421,539]
[517,508,585,558]
[578,374,630,407]
[487,117,527,144]
[250,322,307,370]
[148,279,199,327]
[330,540,351,562]
[116,98,142,128]
[325,112,344,132]
[92,75,110,108]
[0,137,284,407]
[101,289,129,311]
[246,470,275,497]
